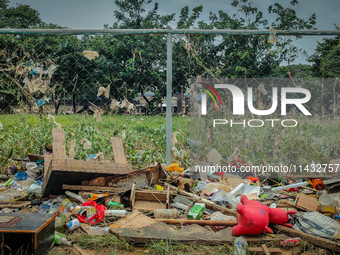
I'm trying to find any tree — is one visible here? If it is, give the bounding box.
[308,37,340,77]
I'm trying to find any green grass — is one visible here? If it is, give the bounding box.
[0,114,190,173]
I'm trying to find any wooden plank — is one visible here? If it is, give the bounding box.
[134,201,165,210]
[273,224,340,253]
[63,185,128,192]
[44,153,52,176]
[166,185,170,209]
[130,183,136,209]
[261,244,271,255]
[42,156,53,196]
[52,129,66,159]
[250,247,282,255]
[135,190,167,202]
[155,219,238,226]
[110,137,127,165]
[73,244,92,255]
[52,159,132,174]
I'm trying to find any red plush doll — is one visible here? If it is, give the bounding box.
[232,195,296,236]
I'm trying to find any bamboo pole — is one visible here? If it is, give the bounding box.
[155,219,238,226]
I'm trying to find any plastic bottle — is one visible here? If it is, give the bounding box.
[65,191,85,203]
[279,237,301,246]
[108,201,124,208]
[233,236,249,255]
[172,202,189,212]
[66,219,80,231]
[88,193,110,201]
[153,209,179,219]
[104,210,131,217]
[49,203,62,214]
[57,196,74,212]
[55,232,71,246]
[88,226,110,236]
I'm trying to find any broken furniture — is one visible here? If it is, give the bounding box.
[0,213,56,255]
[42,129,133,196]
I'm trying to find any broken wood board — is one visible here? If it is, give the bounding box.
[0,201,30,209]
[27,153,44,162]
[62,185,128,193]
[43,159,132,196]
[249,247,282,255]
[83,162,165,190]
[109,211,288,245]
[273,224,340,253]
[135,190,168,202]
[110,137,127,165]
[134,201,166,210]
[52,129,66,159]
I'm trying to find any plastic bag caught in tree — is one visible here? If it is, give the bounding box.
[47,114,61,129]
[97,85,110,98]
[23,77,49,94]
[82,50,99,60]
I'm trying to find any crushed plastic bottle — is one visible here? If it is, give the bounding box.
[57,196,74,212]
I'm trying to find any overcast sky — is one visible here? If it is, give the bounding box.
[7,0,340,64]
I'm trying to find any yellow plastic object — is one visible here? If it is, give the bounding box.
[165,163,184,173]
[155,185,164,190]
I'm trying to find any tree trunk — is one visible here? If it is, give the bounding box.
[72,94,76,114]
[55,100,61,114]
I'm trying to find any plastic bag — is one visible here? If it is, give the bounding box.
[211,190,240,208]
[292,212,340,240]
[211,211,237,221]
[194,181,208,193]
[77,201,106,225]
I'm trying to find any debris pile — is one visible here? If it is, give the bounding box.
[1,129,340,254]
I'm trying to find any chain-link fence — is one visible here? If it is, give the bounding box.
[1,29,340,174]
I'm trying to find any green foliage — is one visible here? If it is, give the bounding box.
[0,114,190,173]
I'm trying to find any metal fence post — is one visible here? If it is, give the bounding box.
[166,32,173,166]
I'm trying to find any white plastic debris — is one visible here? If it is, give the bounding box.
[81,139,92,150]
[47,114,61,129]
[0,121,3,130]
[97,85,110,98]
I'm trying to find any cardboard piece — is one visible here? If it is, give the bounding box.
[295,193,320,212]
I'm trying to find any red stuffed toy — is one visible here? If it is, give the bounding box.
[240,195,296,227]
[232,195,296,236]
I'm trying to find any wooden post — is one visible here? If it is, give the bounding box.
[110,137,127,165]
[51,129,66,160]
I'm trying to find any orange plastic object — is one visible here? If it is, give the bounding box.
[247,177,259,184]
[312,179,324,190]
[165,163,184,173]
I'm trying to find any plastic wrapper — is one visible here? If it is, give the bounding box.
[194,181,208,193]
[211,190,240,208]
[293,211,340,240]
[211,211,237,221]
[97,85,110,98]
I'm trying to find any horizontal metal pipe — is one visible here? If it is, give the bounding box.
[0,28,339,36]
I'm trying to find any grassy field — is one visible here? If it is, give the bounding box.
[0,114,190,173]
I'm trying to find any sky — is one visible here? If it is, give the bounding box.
[7,0,340,64]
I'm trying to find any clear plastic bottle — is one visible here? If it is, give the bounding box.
[57,196,74,212]
[65,191,85,203]
[172,202,189,212]
[88,226,110,236]
[233,236,249,255]
[104,210,131,217]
